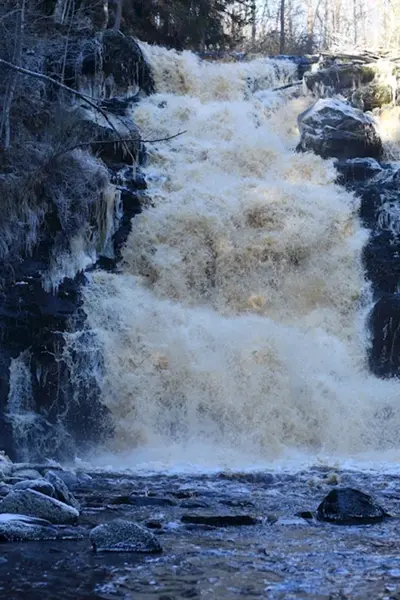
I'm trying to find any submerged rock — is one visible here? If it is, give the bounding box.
[45,471,80,510]
[316,488,387,524]
[0,490,79,525]
[181,514,258,527]
[0,513,83,542]
[90,519,162,553]
[297,98,382,159]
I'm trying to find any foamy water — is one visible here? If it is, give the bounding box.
[78,47,400,470]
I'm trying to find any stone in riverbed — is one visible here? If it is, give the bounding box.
[0,514,84,542]
[297,98,382,159]
[316,488,387,524]
[0,489,79,525]
[181,514,258,527]
[90,519,162,553]
[12,468,42,480]
[45,470,80,510]
[13,479,55,497]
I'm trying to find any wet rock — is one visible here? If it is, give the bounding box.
[110,495,177,507]
[181,514,258,527]
[0,484,11,497]
[45,471,80,510]
[316,488,387,524]
[363,232,400,294]
[181,500,211,509]
[13,479,55,497]
[297,98,382,159]
[145,520,163,530]
[335,157,382,185]
[304,64,375,96]
[0,513,83,542]
[296,511,314,520]
[12,468,41,480]
[369,294,400,377]
[352,84,393,111]
[0,489,79,525]
[90,519,162,553]
[69,105,141,165]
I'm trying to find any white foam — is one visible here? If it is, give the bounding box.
[75,46,400,470]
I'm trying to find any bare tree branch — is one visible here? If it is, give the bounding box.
[51,130,187,161]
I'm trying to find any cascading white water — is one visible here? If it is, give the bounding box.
[80,46,400,469]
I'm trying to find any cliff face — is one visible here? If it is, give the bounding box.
[0,4,152,460]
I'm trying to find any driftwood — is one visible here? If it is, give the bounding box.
[272,80,302,91]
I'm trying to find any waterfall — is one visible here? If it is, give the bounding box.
[78,47,400,469]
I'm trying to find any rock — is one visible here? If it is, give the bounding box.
[181,514,258,527]
[351,84,393,111]
[68,105,141,165]
[181,500,211,509]
[297,98,382,159]
[90,519,162,553]
[12,468,41,480]
[0,513,84,542]
[13,479,55,497]
[110,495,177,507]
[316,488,387,524]
[0,484,11,497]
[304,64,375,96]
[369,294,400,377]
[45,471,80,510]
[335,158,382,185]
[363,232,400,294]
[0,490,79,525]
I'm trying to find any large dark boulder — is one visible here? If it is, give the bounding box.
[297,99,382,159]
[317,488,387,525]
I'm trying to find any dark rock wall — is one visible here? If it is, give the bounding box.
[0,28,152,461]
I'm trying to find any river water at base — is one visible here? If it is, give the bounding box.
[2,467,400,599]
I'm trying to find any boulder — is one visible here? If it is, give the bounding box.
[45,470,80,510]
[297,98,382,159]
[0,489,79,525]
[316,488,387,524]
[351,84,393,111]
[0,513,83,542]
[304,64,375,96]
[90,519,162,553]
[13,479,55,497]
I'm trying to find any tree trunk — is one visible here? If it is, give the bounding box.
[0,0,25,149]
[251,0,256,45]
[306,0,314,53]
[113,0,123,31]
[279,0,285,53]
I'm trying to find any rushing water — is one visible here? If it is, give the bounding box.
[75,47,400,470]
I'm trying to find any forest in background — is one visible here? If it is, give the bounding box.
[59,0,400,54]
